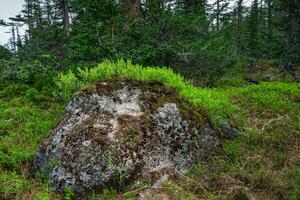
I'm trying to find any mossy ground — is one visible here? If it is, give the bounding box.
[0,61,299,199]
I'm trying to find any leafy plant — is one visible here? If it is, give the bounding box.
[0,171,29,199]
[64,186,74,200]
[100,187,117,200]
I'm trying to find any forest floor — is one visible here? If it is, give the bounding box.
[0,62,299,200]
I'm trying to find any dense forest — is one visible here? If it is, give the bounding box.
[1,0,300,85]
[0,0,300,200]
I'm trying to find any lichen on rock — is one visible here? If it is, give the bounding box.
[34,80,219,194]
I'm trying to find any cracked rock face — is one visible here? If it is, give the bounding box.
[34,80,219,194]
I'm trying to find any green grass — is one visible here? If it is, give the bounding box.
[56,59,239,125]
[0,171,29,199]
[1,60,299,199]
[0,83,64,199]
[159,80,300,199]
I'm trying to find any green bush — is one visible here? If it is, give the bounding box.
[0,83,29,98]
[0,45,12,60]
[25,88,48,102]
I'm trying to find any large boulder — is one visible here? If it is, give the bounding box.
[34,80,219,194]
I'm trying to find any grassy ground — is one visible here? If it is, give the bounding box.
[0,84,65,199]
[0,61,299,199]
[161,82,300,200]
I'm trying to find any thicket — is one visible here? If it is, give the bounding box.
[1,0,299,86]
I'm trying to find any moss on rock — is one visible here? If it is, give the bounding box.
[34,79,219,195]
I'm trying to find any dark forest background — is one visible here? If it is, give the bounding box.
[1,0,299,87]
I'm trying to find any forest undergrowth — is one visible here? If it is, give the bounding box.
[0,60,299,199]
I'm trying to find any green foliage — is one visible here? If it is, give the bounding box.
[0,45,12,60]
[123,190,138,200]
[57,60,239,124]
[0,60,57,91]
[223,142,243,158]
[17,61,56,88]
[125,129,139,138]
[49,159,59,169]
[168,78,300,199]
[118,163,127,189]
[187,163,208,177]
[230,82,300,113]
[286,167,300,200]
[0,66,299,199]
[25,88,47,102]
[34,184,52,200]
[35,192,50,200]
[0,85,64,171]
[100,187,117,200]
[56,70,83,100]
[0,83,29,97]
[214,75,246,88]
[0,1,298,199]
[0,171,29,199]
[64,186,74,200]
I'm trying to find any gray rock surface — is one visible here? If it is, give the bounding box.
[34,80,219,194]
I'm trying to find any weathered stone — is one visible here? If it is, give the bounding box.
[34,80,219,194]
[220,122,239,139]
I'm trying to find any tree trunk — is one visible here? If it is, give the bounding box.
[216,0,220,30]
[236,0,243,55]
[63,0,70,35]
[10,25,16,54]
[267,0,272,39]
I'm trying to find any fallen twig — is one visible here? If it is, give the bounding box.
[262,114,288,131]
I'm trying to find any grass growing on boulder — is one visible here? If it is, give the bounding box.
[56,59,239,125]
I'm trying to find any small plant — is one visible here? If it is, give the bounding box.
[25,88,40,101]
[101,187,117,200]
[203,192,214,200]
[118,163,127,189]
[253,169,273,190]
[49,159,59,169]
[223,142,242,158]
[34,183,52,200]
[123,190,138,200]
[56,70,83,100]
[35,192,50,200]
[64,186,74,200]
[107,152,113,168]
[0,172,29,199]
[125,129,139,138]
[90,190,96,200]
[161,181,177,194]
[188,163,207,176]
[271,151,288,169]
[0,83,29,97]
[35,169,49,182]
